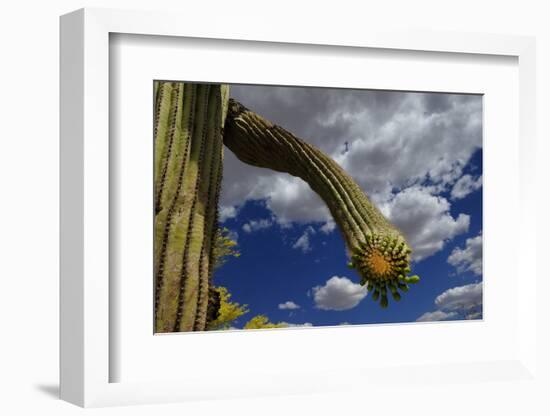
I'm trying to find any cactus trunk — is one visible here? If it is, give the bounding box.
[223,99,419,307]
[154,81,229,332]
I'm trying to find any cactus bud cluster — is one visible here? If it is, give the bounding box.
[349,234,420,307]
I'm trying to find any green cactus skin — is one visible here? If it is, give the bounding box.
[154,81,229,332]
[223,99,420,308]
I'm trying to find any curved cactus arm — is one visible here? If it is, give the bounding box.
[223,99,420,308]
[154,82,229,332]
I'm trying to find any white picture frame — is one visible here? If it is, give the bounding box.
[60,7,538,408]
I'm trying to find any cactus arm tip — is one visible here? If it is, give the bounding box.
[350,233,420,307]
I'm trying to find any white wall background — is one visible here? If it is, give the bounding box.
[0,0,548,414]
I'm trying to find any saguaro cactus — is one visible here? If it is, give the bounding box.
[155,83,420,333]
[223,99,419,308]
[154,81,229,333]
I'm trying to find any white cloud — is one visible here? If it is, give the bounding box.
[283,322,313,327]
[465,311,482,320]
[242,218,273,233]
[219,205,238,222]
[278,301,300,310]
[416,310,458,322]
[218,326,240,331]
[435,282,482,311]
[417,282,482,322]
[448,233,482,275]
[451,174,482,199]
[312,276,368,311]
[261,176,332,226]
[220,166,332,228]
[332,93,482,202]
[292,233,311,252]
[292,226,316,253]
[381,186,470,260]
[319,220,336,234]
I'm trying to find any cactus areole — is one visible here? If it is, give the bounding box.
[154,82,420,333]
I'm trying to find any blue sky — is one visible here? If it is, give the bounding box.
[213,85,483,328]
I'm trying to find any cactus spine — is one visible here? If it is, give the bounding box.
[154,81,229,333]
[223,99,419,307]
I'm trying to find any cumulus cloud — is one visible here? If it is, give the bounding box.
[330,93,482,200]
[435,282,482,311]
[220,86,481,261]
[451,174,483,200]
[242,218,273,233]
[292,234,310,252]
[417,282,483,322]
[319,220,336,234]
[448,233,482,275]
[220,161,332,227]
[292,226,316,253]
[283,322,313,327]
[381,186,470,260]
[312,276,368,311]
[219,205,238,222]
[260,176,331,226]
[465,311,482,320]
[278,301,300,310]
[416,310,458,322]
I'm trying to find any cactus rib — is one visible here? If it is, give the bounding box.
[154,82,192,323]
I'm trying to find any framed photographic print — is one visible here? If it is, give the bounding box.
[60,7,538,408]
